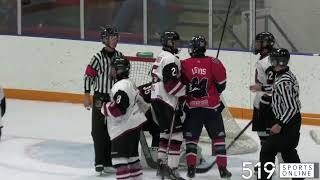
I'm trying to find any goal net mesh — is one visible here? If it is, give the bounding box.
[128,56,258,155]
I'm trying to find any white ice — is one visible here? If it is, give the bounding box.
[0,99,319,180]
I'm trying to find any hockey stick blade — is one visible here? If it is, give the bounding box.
[310,130,320,145]
[196,120,253,173]
[139,131,158,169]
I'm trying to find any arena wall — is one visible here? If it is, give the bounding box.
[0,35,319,124]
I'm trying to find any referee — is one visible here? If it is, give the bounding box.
[84,25,123,174]
[259,48,302,180]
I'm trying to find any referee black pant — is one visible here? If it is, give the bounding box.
[91,92,112,167]
[259,113,302,180]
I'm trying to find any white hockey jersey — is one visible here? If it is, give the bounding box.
[253,56,271,108]
[101,79,148,140]
[151,51,186,107]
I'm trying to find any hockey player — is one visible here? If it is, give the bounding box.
[181,35,232,179]
[0,85,6,140]
[101,56,148,180]
[250,32,276,145]
[259,48,302,180]
[249,32,283,173]
[150,31,187,180]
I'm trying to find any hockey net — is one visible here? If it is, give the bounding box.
[128,56,258,155]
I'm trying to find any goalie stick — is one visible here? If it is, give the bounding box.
[139,131,158,169]
[196,120,253,173]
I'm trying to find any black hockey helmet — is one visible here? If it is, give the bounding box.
[160,31,180,54]
[188,35,207,57]
[254,32,275,55]
[100,25,119,40]
[111,56,130,80]
[269,48,290,66]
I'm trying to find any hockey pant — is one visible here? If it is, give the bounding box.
[91,92,112,167]
[183,106,227,168]
[112,128,142,180]
[259,113,302,180]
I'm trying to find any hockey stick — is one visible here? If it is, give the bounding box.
[215,0,233,59]
[310,130,320,145]
[196,120,253,173]
[165,102,179,161]
[139,131,158,169]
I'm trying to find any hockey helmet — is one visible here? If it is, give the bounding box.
[101,25,119,39]
[254,32,275,55]
[160,31,180,54]
[188,35,207,57]
[269,48,290,66]
[111,56,130,80]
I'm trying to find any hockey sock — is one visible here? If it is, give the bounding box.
[168,132,183,168]
[116,164,130,180]
[185,138,199,167]
[158,133,169,161]
[128,158,143,180]
[213,138,227,167]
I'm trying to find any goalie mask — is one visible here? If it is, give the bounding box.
[100,25,119,49]
[111,56,130,81]
[269,48,290,67]
[188,35,207,57]
[254,32,275,55]
[160,31,180,54]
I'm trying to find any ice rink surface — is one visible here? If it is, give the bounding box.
[0,99,319,180]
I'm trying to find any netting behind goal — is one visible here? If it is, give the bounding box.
[128,56,258,155]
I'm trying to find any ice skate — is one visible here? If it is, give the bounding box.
[218,167,232,179]
[95,164,104,176]
[187,165,195,179]
[163,166,185,180]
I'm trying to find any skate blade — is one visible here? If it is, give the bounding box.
[96,171,103,176]
[96,171,112,177]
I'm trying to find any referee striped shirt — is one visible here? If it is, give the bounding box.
[84,48,123,94]
[272,67,301,126]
